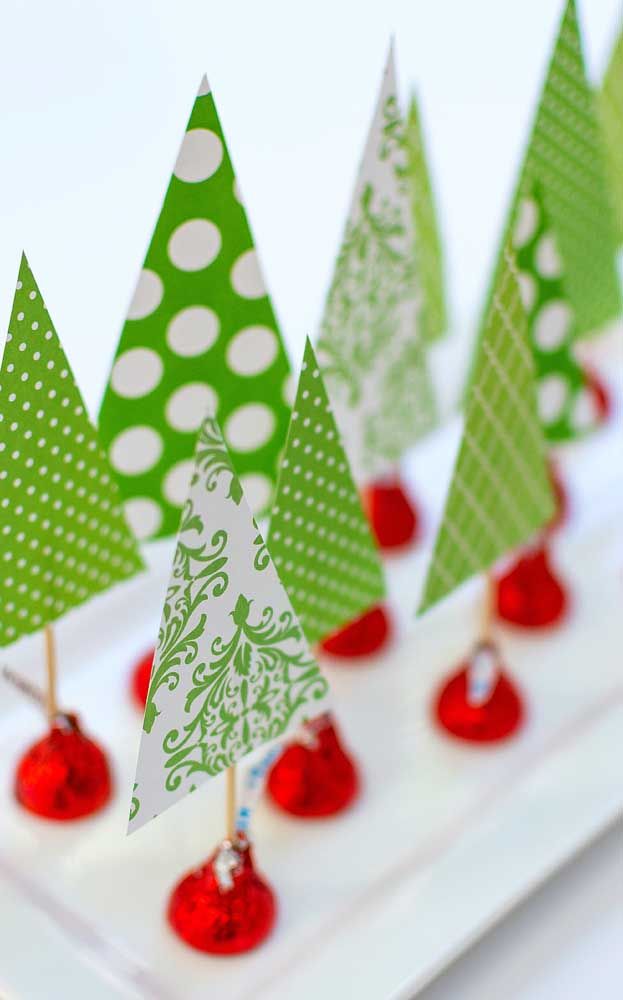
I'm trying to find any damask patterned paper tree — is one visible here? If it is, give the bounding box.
[405,91,448,344]
[0,254,145,648]
[598,26,623,248]
[99,75,293,543]
[129,413,330,833]
[267,338,386,645]
[473,0,621,370]
[317,44,437,486]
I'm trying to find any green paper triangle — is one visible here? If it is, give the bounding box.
[268,339,386,645]
[0,255,145,647]
[317,47,438,483]
[418,246,555,615]
[405,92,448,343]
[475,0,621,367]
[99,76,292,542]
[598,27,623,247]
[513,183,597,441]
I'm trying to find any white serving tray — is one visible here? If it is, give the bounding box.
[0,352,621,1000]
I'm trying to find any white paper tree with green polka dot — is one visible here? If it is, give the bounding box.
[99,75,293,542]
[513,183,598,440]
[0,254,145,648]
[268,339,386,645]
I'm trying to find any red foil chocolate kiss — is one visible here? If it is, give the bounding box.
[130,648,154,708]
[434,647,524,744]
[266,714,359,818]
[15,713,112,821]
[582,363,612,426]
[320,604,391,659]
[496,542,568,629]
[167,835,276,954]
[363,476,421,550]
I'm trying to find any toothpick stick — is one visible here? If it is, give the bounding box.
[2,665,45,708]
[480,571,495,644]
[44,625,58,723]
[226,765,236,841]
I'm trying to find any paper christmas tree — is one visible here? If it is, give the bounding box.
[129,412,330,833]
[419,245,555,614]
[513,183,598,441]
[0,255,145,647]
[317,45,437,484]
[598,27,623,247]
[475,0,620,357]
[267,339,386,645]
[405,92,448,343]
[99,76,293,543]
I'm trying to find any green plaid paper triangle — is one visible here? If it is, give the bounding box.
[0,255,144,647]
[598,27,623,247]
[418,247,554,615]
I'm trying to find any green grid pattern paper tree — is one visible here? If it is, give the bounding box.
[267,339,386,645]
[129,411,329,832]
[598,27,623,247]
[317,45,437,484]
[513,183,598,441]
[418,246,555,615]
[0,254,145,647]
[99,76,292,543]
[405,92,448,343]
[475,0,621,360]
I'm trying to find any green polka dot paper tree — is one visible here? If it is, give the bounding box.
[317,45,437,485]
[418,245,555,615]
[268,339,386,645]
[405,92,448,344]
[0,254,145,648]
[598,26,623,248]
[473,0,621,371]
[99,75,292,542]
[513,184,598,441]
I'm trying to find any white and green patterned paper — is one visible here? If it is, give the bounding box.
[475,0,620,359]
[129,413,329,832]
[598,27,623,248]
[268,339,386,645]
[99,75,293,543]
[418,246,555,615]
[405,92,448,343]
[0,254,145,648]
[317,44,437,484]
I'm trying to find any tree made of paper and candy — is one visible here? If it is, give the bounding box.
[405,92,448,344]
[267,339,386,645]
[598,26,623,248]
[129,413,329,832]
[513,183,600,441]
[99,76,292,543]
[317,45,437,485]
[0,255,144,647]
[418,246,555,614]
[474,0,620,362]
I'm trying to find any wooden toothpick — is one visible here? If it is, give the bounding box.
[226,765,236,841]
[44,625,58,723]
[480,571,495,645]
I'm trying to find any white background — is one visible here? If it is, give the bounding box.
[0,2,621,997]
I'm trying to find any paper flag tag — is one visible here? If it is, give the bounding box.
[129,414,329,833]
[474,0,620,362]
[418,246,554,615]
[598,28,623,248]
[513,184,596,440]
[99,75,293,543]
[317,45,437,484]
[405,92,448,343]
[0,255,145,648]
[267,338,386,645]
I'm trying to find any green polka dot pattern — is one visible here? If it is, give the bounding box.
[0,254,145,648]
[98,76,292,542]
[513,185,596,442]
[268,339,386,645]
